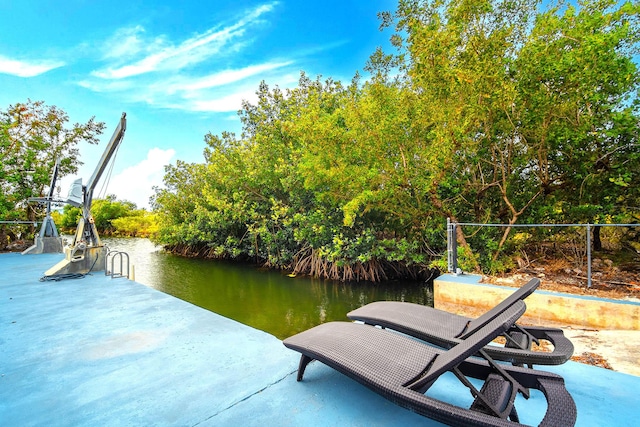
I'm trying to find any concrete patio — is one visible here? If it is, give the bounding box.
[1,252,638,426]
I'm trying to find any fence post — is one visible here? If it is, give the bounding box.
[447,218,458,274]
[586,224,592,288]
[447,218,451,272]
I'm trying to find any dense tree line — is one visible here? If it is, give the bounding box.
[153,0,639,280]
[3,1,638,278]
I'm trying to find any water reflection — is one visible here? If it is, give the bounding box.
[103,238,433,339]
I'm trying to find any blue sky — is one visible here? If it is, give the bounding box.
[0,0,396,209]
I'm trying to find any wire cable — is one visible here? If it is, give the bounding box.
[39,251,100,282]
[97,144,120,200]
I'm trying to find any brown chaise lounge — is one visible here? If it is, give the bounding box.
[347,278,574,367]
[283,301,577,427]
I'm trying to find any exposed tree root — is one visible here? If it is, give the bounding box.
[164,243,437,283]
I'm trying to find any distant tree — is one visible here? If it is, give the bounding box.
[58,195,151,236]
[151,160,209,247]
[0,100,105,226]
[0,121,13,220]
[58,204,82,230]
[88,195,136,234]
[112,211,159,237]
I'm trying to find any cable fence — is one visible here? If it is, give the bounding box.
[0,220,40,225]
[447,219,640,288]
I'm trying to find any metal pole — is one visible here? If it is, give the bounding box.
[447,218,459,275]
[447,218,452,272]
[446,218,453,273]
[586,224,592,288]
[452,222,458,274]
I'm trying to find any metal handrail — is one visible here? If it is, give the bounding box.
[105,249,130,279]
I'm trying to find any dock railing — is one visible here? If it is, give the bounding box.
[447,218,639,288]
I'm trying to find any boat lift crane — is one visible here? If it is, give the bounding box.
[22,159,64,254]
[44,113,127,278]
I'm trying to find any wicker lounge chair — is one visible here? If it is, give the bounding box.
[347,278,574,367]
[283,301,577,427]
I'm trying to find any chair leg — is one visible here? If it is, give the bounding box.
[297,354,314,381]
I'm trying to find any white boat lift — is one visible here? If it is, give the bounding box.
[22,159,64,255]
[44,113,127,278]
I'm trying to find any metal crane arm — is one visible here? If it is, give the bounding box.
[84,112,127,212]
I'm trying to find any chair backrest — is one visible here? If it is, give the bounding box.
[405,300,527,393]
[457,278,539,339]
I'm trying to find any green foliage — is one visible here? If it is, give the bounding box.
[152,0,640,279]
[58,204,82,229]
[0,99,104,232]
[57,195,157,237]
[111,211,159,237]
[385,0,640,263]
[149,74,445,281]
[0,100,157,243]
[91,195,136,233]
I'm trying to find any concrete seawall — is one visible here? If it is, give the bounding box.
[434,274,640,330]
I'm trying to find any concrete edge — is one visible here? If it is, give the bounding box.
[435,273,640,330]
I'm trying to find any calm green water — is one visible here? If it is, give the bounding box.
[103,237,433,339]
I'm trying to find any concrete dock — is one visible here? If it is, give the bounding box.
[1,252,638,426]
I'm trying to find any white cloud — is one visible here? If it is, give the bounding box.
[71,1,340,115]
[184,71,299,112]
[82,58,298,113]
[92,3,278,79]
[0,54,64,77]
[107,148,176,209]
[171,61,293,92]
[76,2,298,114]
[188,89,259,112]
[76,78,135,93]
[100,26,164,61]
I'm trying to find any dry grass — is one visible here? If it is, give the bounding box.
[570,352,613,370]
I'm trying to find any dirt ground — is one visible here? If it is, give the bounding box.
[483,263,640,300]
[481,268,640,376]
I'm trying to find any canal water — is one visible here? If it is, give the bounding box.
[103,237,433,339]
